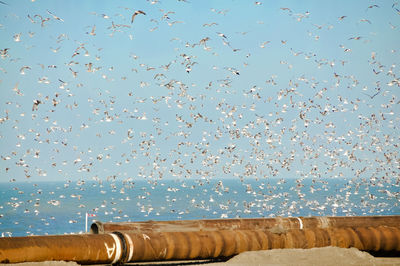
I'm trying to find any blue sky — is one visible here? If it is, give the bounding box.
[0,0,399,183]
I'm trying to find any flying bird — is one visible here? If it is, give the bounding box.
[34,14,50,27]
[280,7,292,12]
[260,41,270,48]
[203,22,218,27]
[360,19,371,24]
[86,25,96,36]
[0,48,9,58]
[366,4,379,11]
[19,66,31,75]
[27,15,36,23]
[363,88,381,99]
[32,100,41,111]
[47,10,64,22]
[131,10,146,23]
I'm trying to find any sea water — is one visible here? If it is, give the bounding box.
[0,177,399,237]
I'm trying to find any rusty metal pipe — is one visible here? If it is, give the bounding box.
[0,233,126,264]
[122,226,400,262]
[1,226,400,264]
[90,216,400,234]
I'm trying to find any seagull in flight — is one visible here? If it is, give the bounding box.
[47,10,64,22]
[131,10,146,23]
[363,88,381,99]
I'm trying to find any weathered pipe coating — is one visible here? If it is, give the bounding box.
[1,226,400,264]
[90,216,400,234]
[0,234,123,264]
[123,226,400,262]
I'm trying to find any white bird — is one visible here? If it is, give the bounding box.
[46,10,64,22]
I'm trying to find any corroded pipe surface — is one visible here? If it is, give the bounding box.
[1,226,400,264]
[0,233,124,264]
[123,226,400,262]
[90,216,400,234]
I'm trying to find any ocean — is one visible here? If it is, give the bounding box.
[0,177,398,237]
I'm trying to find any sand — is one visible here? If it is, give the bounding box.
[217,247,400,266]
[2,247,400,265]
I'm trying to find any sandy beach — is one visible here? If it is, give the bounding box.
[216,247,400,266]
[2,247,400,266]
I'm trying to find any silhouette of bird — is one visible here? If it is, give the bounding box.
[131,10,146,23]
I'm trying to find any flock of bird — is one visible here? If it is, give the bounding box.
[0,0,399,236]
